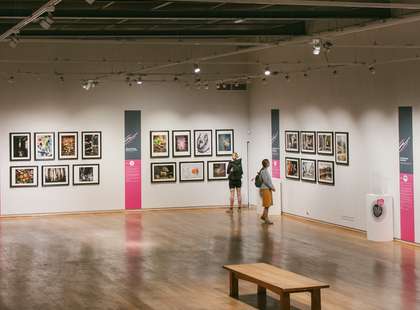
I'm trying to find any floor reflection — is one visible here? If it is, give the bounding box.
[400,245,419,308]
[125,214,144,289]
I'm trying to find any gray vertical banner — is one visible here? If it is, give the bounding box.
[271,109,280,178]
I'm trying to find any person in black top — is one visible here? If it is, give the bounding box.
[227,152,243,212]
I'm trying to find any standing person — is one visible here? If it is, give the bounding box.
[227,152,243,212]
[260,159,275,224]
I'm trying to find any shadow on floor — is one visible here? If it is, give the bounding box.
[238,294,300,310]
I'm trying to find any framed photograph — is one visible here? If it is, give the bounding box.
[335,132,349,165]
[179,161,205,182]
[150,131,170,158]
[194,129,212,157]
[151,162,176,183]
[207,160,229,181]
[58,132,78,160]
[317,131,334,155]
[285,131,299,153]
[172,130,191,157]
[301,131,316,154]
[82,131,102,159]
[10,166,38,188]
[215,129,234,156]
[42,165,70,187]
[73,164,100,185]
[301,159,316,182]
[285,157,300,180]
[10,132,31,161]
[317,160,335,185]
[34,132,55,161]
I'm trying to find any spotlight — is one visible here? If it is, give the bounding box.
[264,66,271,76]
[8,76,15,84]
[216,82,221,89]
[284,74,290,82]
[323,41,333,53]
[333,69,338,76]
[193,63,201,74]
[8,35,19,48]
[204,82,209,90]
[136,77,143,85]
[39,14,54,30]
[82,80,97,90]
[261,77,267,84]
[59,76,64,83]
[312,38,322,55]
[173,76,179,82]
[369,66,376,75]
[85,0,96,4]
[234,19,245,24]
[303,72,309,78]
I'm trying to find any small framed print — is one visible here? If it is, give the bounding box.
[150,130,170,158]
[10,166,38,188]
[207,160,229,181]
[172,130,191,157]
[285,131,299,153]
[301,131,316,154]
[58,132,78,160]
[194,129,212,157]
[73,164,100,185]
[10,132,31,161]
[179,161,205,182]
[216,129,234,156]
[82,131,102,159]
[42,165,70,187]
[335,132,349,165]
[34,132,55,161]
[285,157,300,180]
[151,162,176,183]
[317,160,335,185]
[317,131,334,155]
[301,159,316,183]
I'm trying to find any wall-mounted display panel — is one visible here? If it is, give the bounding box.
[194,130,212,157]
[42,165,70,187]
[285,157,300,180]
[207,160,229,180]
[10,166,38,188]
[10,132,31,161]
[150,130,170,158]
[301,159,316,183]
[34,132,55,161]
[58,132,78,160]
[82,131,102,159]
[73,164,100,186]
[335,132,349,165]
[179,161,205,182]
[317,131,334,156]
[151,162,176,183]
[215,129,234,156]
[317,160,335,185]
[172,130,191,157]
[300,131,316,154]
[285,131,299,153]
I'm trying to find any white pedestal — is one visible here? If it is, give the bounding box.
[366,194,394,242]
[256,180,282,215]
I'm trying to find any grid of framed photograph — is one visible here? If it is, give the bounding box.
[82,131,102,160]
[285,157,300,180]
[150,130,170,158]
[34,132,55,161]
[317,131,334,156]
[59,132,78,160]
[207,160,229,181]
[73,164,100,186]
[301,131,316,154]
[194,130,212,157]
[285,131,299,153]
[151,162,177,183]
[215,129,234,156]
[10,166,38,188]
[335,132,349,165]
[301,159,316,183]
[179,161,205,182]
[42,165,70,187]
[172,130,191,157]
[317,160,335,185]
[10,132,31,161]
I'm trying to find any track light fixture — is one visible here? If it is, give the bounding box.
[193,63,201,74]
[312,38,322,55]
[85,0,96,4]
[82,80,97,90]
[264,66,271,76]
[333,69,338,76]
[136,77,143,85]
[303,72,309,78]
[323,41,333,53]
[284,74,290,82]
[8,35,19,48]
[8,76,15,84]
[39,14,54,30]
[369,66,376,75]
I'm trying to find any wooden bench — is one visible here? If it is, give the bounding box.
[223,263,329,310]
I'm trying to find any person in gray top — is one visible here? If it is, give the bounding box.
[260,159,276,224]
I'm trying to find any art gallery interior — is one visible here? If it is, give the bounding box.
[1,0,420,309]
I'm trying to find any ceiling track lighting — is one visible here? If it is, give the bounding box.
[85,0,96,4]
[82,79,98,90]
[136,76,143,85]
[39,13,54,30]
[312,38,322,56]
[284,74,290,82]
[369,65,376,75]
[8,35,19,48]
[323,41,333,53]
[264,66,271,76]
[193,63,201,74]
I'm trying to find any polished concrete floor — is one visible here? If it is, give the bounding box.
[0,208,418,310]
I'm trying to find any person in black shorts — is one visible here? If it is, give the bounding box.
[227,152,243,212]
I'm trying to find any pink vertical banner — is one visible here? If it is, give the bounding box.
[400,173,414,241]
[271,109,281,179]
[272,160,280,179]
[125,160,142,210]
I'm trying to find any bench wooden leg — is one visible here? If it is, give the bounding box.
[257,286,267,307]
[229,272,239,298]
[311,289,321,310]
[257,285,266,296]
[280,292,290,310]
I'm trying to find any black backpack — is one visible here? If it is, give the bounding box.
[254,169,263,188]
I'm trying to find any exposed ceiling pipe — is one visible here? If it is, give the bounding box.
[0,0,62,42]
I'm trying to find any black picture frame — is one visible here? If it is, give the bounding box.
[10,166,38,188]
[193,129,213,157]
[151,162,177,183]
[42,165,70,187]
[317,131,334,156]
[285,131,300,153]
[285,157,300,180]
[150,130,170,158]
[301,159,317,183]
[335,132,349,165]
[58,131,79,160]
[317,160,335,185]
[215,129,234,156]
[81,131,102,160]
[34,132,55,161]
[300,131,316,154]
[207,160,229,181]
[172,130,192,158]
[73,164,100,186]
[179,161,205,182]
[9,132,31,161]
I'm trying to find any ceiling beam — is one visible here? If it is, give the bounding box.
[169,0,420,10]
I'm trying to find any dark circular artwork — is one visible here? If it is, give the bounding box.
[372,204,383,218]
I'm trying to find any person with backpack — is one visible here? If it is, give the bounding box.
[227,152,243,212]
[256,159,275,224]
